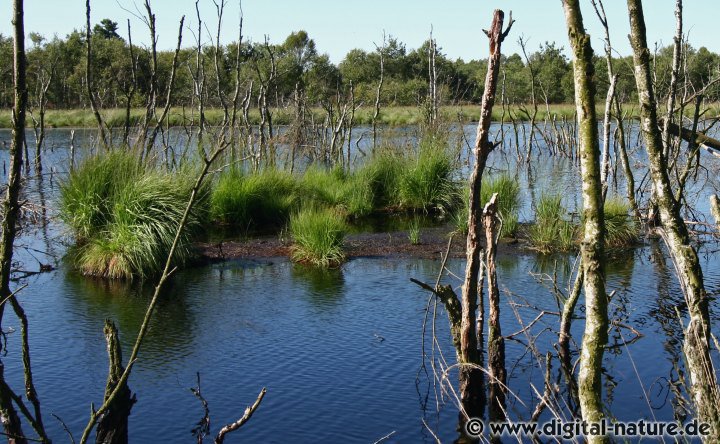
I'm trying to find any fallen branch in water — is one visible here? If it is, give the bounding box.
[214,387,267,444]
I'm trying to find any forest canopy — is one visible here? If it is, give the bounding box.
[1,22,719,110]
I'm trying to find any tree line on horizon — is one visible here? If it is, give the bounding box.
[0,19,718,112]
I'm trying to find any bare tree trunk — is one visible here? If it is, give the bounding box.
[518,37,538,161]
[346,81,355,170]
[193,0,207,150]
[710,195,720,232]
[590,0,641,218]
[96,321,136,444]
[28,57,53,172]
[427,29,438,126]
[213,0,229,128]
[372,34,385,152]
[561,2,609,442]
[626,1,720,439]
[144,8,184,158]
[600,75,617,192]
[662,0,683,161]
[122,19,137,147]
[483,194,506,423]
[0,1,28,440]
[558,267,583,414]
[85,0,109,148]
[460,9,513,418]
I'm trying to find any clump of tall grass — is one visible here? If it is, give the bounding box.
[528,193,577,253]
[61,152,208,279]
[453,174,521,238]
[298,166,374,218]
[395,138,460,214]
[408,218,421,245]
[211,168,297,230]
[289,207,347,267]
[602,197,639,248]
[60,151,142,239]
[357,149,404,209]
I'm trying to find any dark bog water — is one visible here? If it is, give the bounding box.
[1,126,720,442]
[4,248,719,443]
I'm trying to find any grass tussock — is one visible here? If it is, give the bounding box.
[454,174,521,238]
[603,197,640,248]
[210,168,297,230]
[528,193,576,253]
[357,150,405,209]
[60,151,143,239]
[396,138,460,214]
[61,152,208,279]
[290,207,347,267]
[298,166,374,218]
[212,136,460,228]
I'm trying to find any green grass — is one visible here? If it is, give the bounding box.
[408,218,421,245]
[357,149,405,209]
[210,137,459,231]
[210,168,297,230]
[1,104,676,128]
[454,174,521,238]
[61,152,208,279]
[298,165,374,218]
[395,136,460,214]
[290,207,347,267]
[603,197,640,248]
[60,151,143,240]
[528,193,577,253]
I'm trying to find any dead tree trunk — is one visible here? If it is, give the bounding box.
[0,1,28,440]
[122,20,137,147]
[96,320,136,444]
[85,0,109,148]
[562,2,609,442]
[591,0,640,219]
[29,59,54,172]
[427,29,438,126]
[558,267,583,414]
[627,0,720,439]
[711,195,720,232]
[460,9,513,418]
[372,34,385,152]
[483,194,506,423]
[143,5,184,158]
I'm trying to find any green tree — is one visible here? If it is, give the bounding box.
[529,42,572,103]
[93,18,121,40]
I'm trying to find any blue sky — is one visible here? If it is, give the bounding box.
[3,0,718,62]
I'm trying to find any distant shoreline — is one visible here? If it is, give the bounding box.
[0,104,676,129]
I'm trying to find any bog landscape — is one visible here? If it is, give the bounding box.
[1,0,720,443]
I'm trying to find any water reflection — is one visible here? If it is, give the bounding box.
[3,126,720,441]
[62,271,197,368]
[291,264,346,307]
